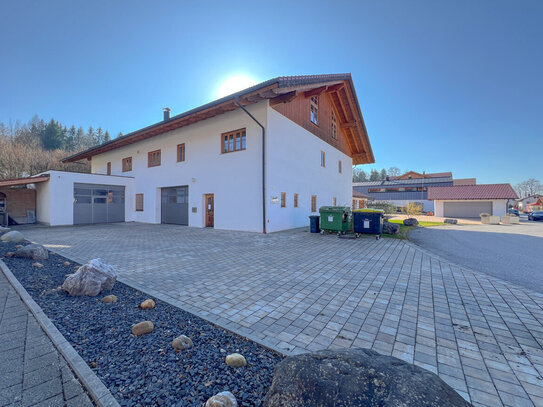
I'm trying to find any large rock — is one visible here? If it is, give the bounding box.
[171,335,193,350]
[226,353,247,368]
[132,321,154,336]
[140,299,156,309]
[263,349,471,407]
[204,391,238,407]
[1,230,24,243]
[0,226,10,234]
[444,218,458,224]
[382,221,400,235]
[403,218,419,226]
[14,244,49,260]
[61,258,117,296]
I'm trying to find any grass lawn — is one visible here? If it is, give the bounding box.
[383,219,446,239]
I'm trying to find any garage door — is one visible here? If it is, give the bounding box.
[161,186,188,225]
[443,201,492,218]
[73,184,125,225]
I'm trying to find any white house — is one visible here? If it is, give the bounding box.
[428,184,518,218]
[6,74,374,233]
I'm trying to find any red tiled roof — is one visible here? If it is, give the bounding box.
[428,184,518,200]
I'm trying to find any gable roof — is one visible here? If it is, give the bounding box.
[63,74,374,165]
[428,184,518,200]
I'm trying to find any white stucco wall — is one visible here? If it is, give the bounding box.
[35,170,135,226]
[433,199,508,217]
[265,107,353,233]
[91,103,267,232]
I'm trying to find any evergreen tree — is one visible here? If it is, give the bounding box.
[65,126,77,150]
[380,168,387,180]
[40,119,65,150]
[75,127,86,149]
[87,126,95,147]
[96,127,104,144]
[353,169,368,182]
[104,130,111,143]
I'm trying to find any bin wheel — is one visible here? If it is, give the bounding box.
[320,230,324,235]
[337,232,341,236]
[376,235,381,240]
[355,233,360,238]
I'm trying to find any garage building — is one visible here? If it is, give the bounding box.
[429,184,518,218]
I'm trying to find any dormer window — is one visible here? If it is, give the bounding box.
[310,96,318,125]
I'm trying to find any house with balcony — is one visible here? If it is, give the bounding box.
[1,74,375,233]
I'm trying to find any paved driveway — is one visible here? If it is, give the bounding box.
[410,220,543,292]
[16,223,543,407]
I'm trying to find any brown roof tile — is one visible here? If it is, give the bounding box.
[428,184,518,200]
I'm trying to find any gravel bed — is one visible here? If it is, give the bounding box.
[1,241,283,406]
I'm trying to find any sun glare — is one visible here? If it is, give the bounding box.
[216,74,258,98]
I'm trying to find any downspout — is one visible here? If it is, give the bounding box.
[234,96,266,233]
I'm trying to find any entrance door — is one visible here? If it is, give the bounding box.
[161,186,189,225]
[205,194,214,228]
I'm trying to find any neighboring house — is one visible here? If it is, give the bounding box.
[428,184,518,218]
[526,197,543,212]
[515,194,543,212]
[3,74,375,233]
[353,171,456,212]
[352,190,373,209]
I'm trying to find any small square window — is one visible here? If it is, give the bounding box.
[122,157,132,172]
[294,193,299,208]
[333,197,337,206]
[222,129,246,153]
[311,195,317,212]
[148,150,161,167]
[106,162,111,175]
[338,160,342,174]
[281,192,286,208]
[321,151,326,167]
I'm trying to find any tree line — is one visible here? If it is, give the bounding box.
[0,115,115,180]
[353,166,401,182]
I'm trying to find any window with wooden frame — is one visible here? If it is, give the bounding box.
[106,162,111,175]
[320,151,326,167]
[135,194,144,211]
[222,128,246,153]
[281,192,286,208]
[148,150,161,167]
[294,193,299,208]
[338,160,342,174]
[122,157,132,172]
[177,143,185,162]
[310,96,318,125]
[331,110,337,139]
[333,197,337,206]
[311,195,317,212]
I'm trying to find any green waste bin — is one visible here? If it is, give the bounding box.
[319,206,352,235]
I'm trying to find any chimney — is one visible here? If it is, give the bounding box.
[163,107,171,121]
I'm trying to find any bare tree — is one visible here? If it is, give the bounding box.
[387,166,401,177]
[515,179,543,198]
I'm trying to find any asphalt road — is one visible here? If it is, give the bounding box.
[409,218,543,293]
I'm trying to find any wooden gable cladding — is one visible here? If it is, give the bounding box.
[271,81,371,164]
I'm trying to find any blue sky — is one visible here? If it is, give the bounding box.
[1,0,541,184]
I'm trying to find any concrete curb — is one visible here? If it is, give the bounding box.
[0,259,120,407]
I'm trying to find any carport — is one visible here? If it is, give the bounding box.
[0,175,50,225]
[429,184,518,218]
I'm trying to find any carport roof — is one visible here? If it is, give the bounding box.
[428,184,518,200]
[0,175,49,187]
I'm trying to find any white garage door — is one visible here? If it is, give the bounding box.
[443,201,492,218]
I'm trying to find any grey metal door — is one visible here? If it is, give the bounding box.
[443,201,492,218]
[161,186,188,225]
[74,184,125,224]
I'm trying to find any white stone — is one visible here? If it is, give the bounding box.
[1,231,24,243]
[61,258,117,296]
[204,391,238,407]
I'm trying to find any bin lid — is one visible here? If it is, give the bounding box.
[319,206,351,213]
[353,208,384,213]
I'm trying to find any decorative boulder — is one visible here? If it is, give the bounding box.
[14,244,49,260]
[171,335,193,350]
[444,218,458,224]
[140,299,156,309]
[263,349,471,407]
[382,221,400,235]
[132,321,154,336]
[226,353,247,368]
[61,258,117,297]
[1,231,25,243]
[403,218,419,227]
[101,294,118,303]
[32,262,44,268]
[204,391,238,407]
[62,261,71,267]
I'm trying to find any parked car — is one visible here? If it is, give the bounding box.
[528,211,543,221]
[508,209,519,216]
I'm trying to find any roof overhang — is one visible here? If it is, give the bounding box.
[0,175,50,188]
[63,74,374,165]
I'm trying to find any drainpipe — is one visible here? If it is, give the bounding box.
[234,96,266,233]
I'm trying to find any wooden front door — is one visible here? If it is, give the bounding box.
[205,194,214,227]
